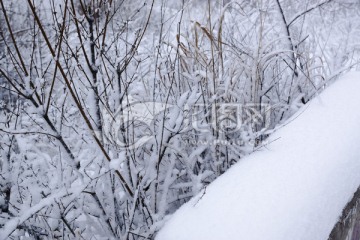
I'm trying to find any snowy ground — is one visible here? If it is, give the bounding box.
[156,72,360,240]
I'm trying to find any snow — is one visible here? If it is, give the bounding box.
[156,72,360,240]
[0,182,87,240]
[109,151,126,171]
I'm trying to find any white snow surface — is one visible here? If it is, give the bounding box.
[156,72,360,240]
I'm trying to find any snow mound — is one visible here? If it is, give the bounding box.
[156,72,360,240]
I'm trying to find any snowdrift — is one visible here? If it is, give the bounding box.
[156,73,360,240]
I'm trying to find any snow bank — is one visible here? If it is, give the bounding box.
[156,72,360,240]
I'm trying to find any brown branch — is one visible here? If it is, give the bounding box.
[0,68,39,107]
[0,0,28,76]
[45,0,69,116]
[0,0,42,104]
[26,0,134,197]
[0,128,58,139]
[117,0,155,75]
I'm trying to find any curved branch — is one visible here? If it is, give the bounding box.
[288,0,334,27]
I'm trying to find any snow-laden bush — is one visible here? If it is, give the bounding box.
[1,0,360,239]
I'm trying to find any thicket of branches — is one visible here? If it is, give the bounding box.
[0,0,359,239]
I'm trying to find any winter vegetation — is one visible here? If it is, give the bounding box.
[0,0,360,239]
[156,72,360,240]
